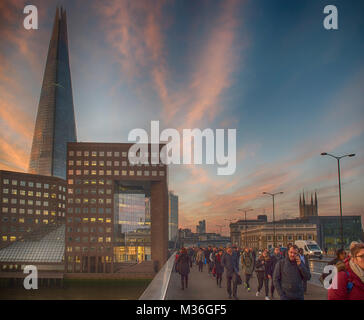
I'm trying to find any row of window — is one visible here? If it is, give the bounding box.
[2,198,65,207]
[68,169,165,177]
[69,188,112,195]
[67,236,112,243]
[68,160,164,167]
[1,208,63,215]
[258,234,314,241]
[67,217,112,223]
[1,217,52,224]
[67,207,111,214]
[67,226,112,233]
[69,150,163,158]
[66,197,112,205]
[1,236,17,242]
[69,150,127,157]
[2,179,64,191]
[2,190,65,200]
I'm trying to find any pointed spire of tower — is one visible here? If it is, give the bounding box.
[28,6,77,179]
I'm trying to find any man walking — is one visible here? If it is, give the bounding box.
[241,247,254,292]
[222,247,239,299]
[268,247,282,299]
[273,245,311,300]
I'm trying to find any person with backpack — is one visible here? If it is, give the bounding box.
[319,248,346,285]
[255,250,271,300]
[273,245,311,300]
[328,243,364,300]
[241,247,254,292]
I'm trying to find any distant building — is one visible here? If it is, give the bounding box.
[299,192,318,218]
[242,223,317,250]
[168,192,178,242]
[179,228,230,248]
[230,215,268,247]
[196,220,206,234]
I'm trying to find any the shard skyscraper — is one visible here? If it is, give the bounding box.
[28,7,77,179]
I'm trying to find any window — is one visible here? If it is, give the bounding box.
[114,152,120,157]
[69,151,74,156]
[84,151,89,156]
[3,179,9,184]
[44,184,49,189]
[99,151,105,157]
[12,180,17,186]
[107,152,112,157]
[11,189,17,195]
[76,151,82,156]
[92,151,97,157]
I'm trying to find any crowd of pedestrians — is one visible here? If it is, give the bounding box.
[174,242,364,300]
[174,243,314,300]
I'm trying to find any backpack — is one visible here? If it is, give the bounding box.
[345,271,354,293]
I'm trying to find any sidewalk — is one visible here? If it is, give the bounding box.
[166,263,327,300]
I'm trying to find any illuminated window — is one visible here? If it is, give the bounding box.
[98,237,103,243]
[84,151,89,156]
[76,151,82,156]
[122,170,127,176]
[12,180,17,186]
[114,170,119,175]
[129,171,134,176]
[11,189,17,195]
[92,151,97,157]
[11,208,16,213]
[3,179,9,184]
[99,161,104,166]
[84,160,89,166]
[69,151,74,156]
[106,218,111,223]
[106,170,112,176]
[144,171,149,176]
[68,170,74,175]
[84,170,89,175]
[107,152,112,157]
[99,170,104,175]
[99,151,105,157]
[10,236,16,242]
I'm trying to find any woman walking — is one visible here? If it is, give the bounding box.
[215,249,224,287]
[328,243,364,300]
[177,248,191,290]
[255,250,270,300]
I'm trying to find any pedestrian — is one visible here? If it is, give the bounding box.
[250,247,256,270]
[222,247,239,299]
[215,249,224,288]
[298,248,310,294]
[273,245,311,300]
[209,247,217,276]
[232,246,240,273]
[241,247,254,292]
[196,248,204,272]
[255,250,271,300]
[267,247,282,299]
[328,243,364,300]
[205,246,212,274]
[177,248,190,290]
[320,248,347,285]
[188,247,194,268]
[174,250,180,273]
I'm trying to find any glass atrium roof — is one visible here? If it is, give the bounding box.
[0,225,65,263]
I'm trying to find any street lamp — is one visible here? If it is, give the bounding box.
[237,208,254,247]
[321,152,356,249]
[263,191,283,248]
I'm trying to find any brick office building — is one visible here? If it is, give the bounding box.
[65,142,168,274]
[0,170,66,249]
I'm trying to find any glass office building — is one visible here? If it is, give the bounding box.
[28,7,77,179]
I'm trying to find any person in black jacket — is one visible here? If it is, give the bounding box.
[222,247,239,299]
[298,248,310,293]
[177,248,191,290]
[255,251,271,300]
[273,245,311,300]
[268,247,282,299]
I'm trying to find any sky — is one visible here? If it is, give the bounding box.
[0,0,363,235]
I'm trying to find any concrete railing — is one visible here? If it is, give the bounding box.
[139,252,176,300]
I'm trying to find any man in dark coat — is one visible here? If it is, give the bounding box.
[177,248,191,290]
[273,245,311,300]
[222,247,239,299]
[215,249,225,287]
[232,246,240,273]
[268,247,282,299]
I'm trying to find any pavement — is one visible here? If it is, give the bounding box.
[165,262,327,300]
